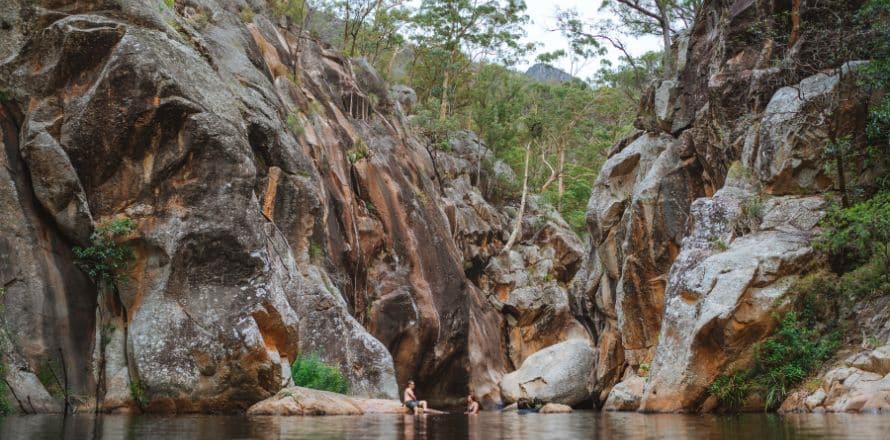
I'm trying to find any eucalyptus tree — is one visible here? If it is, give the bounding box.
[411,0,529,120]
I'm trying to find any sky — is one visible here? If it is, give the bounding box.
[515,0,661,80]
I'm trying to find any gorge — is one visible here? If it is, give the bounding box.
[0,0,888,422]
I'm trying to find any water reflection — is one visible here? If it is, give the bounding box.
[1,411,888,439]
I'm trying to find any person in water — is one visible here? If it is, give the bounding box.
[465,394,480,415]
[403,380,428,415]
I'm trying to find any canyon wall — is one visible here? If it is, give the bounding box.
[574,0,884,412]
[0,0,586,412]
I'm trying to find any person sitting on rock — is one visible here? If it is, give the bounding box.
[465,394,480,415]
[403,380,428,415]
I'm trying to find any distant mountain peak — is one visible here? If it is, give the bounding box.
[525,63,575,83]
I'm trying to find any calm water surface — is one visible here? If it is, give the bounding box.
[1,412,889,439]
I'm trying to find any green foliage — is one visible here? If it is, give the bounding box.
[347,139,369,164]
[711,239,730,252]
[737,197,765,234]
[0,366,9,415]
[816,191,890,267]
[36,360,64,399]
[73,218,137,287]
[240,5,256,23]
[163,0,175,9]
[129,377,148,408]
[291,353,349,394]
[837,258,890,300]
[287,112,305,136]
[707,372,751,410]
[411,105,459,151]
[707,310,840,411]
[308,242,324,263]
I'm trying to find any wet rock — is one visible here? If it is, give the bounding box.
[499,339,595,406]
[539,403,572,413]
[603,374,646,411]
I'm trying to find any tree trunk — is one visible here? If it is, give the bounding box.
[789,0,801,47]
[504,142,531,253]
[658,1,674,78]
[556,144,565,209]
[438,49,456,120]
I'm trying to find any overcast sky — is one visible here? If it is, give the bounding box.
[517,0,661,80]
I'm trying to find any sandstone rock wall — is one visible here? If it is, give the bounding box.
[0,0,585,412]
[573,0,879,411]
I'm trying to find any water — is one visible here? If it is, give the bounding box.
[1,412,889,439]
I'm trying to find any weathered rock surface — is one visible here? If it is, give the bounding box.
[571,0,880,412]
[499,339,595,406]
[639,175,826,412]
[246,386,398,416]
[0,0,586,414]
[539,402,573,413]
[603,374,646,411]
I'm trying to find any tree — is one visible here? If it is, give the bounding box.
[269,0,318,75]
[558,1,701,80]
[411,0,529,120]
[335,0,381,56]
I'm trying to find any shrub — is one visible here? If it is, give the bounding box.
[73,218,137,287]
[707,372,750,410]
[707,311,840,411]
[816,191,890,267]
[287,112,305,136]
[738,197,765,233]
[240,6,256,23]
[291,353,349,394]
[0,362,11,415]
[129,377,148,408]
[163,0,175,9]
[837,258,890,300]
[711,238,730,252]
[347,139,369,164]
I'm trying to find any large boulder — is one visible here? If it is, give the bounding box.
[603,374,647,411]
[499,339,595,406]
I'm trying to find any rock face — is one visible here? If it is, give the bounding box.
[246,386,407,416]
[640,173,826,412]
[574,0,881,412]
[499,339,595,406]
[0,0,585,413]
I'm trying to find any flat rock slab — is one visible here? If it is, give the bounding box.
[247,386,448,416]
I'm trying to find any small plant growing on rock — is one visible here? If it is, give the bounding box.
[706,372,750,410]
[240,6,256,23]
[291,353,349,394]
[163,0,175,9]
[129,377,148,409]
[73,218,137,287]
[711,238,730,252]
[347,139,369,164]
[287,111,305,137]
[308,242,324,263]
[737,197,765,234]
